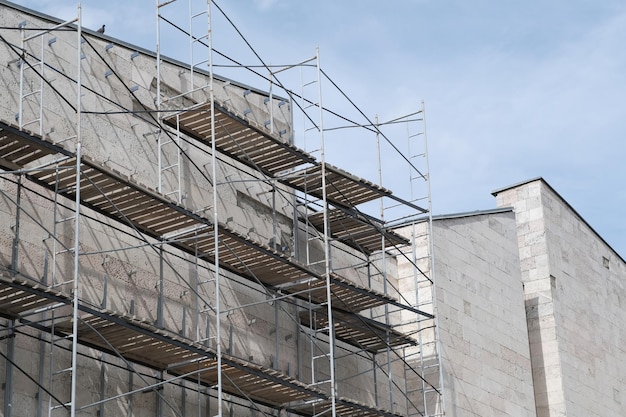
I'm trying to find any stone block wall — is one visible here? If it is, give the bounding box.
[396,211,537,417]
[494,178,626,417]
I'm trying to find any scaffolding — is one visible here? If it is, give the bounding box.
[0,2,444,417]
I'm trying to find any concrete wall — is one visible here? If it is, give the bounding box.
[494,179,626,417]
[396,211,537,417]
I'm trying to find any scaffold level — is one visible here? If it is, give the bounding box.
[307,208,409,254]
[1,121,426,313]
[299,308,417,353]
[0,273,409,417]
[0,273,400,413]
[163,99,419,237]
[0,123,61,170]
[164,102,317,176]
[0,119,431,360]
[0,2,443,415]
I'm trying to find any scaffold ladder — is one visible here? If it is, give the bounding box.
[157,126,183,204]
[298,50,338,417]
[157,2,220,417]
[298,53,325,267]
[401,103,445,417]
[18,23,44,136]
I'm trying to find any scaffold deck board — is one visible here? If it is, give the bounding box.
[286,163,392,208]
[0,274,62,317]
[164,102,398,209]
[0,123,62,171]
[299,308,417,353]
[282,273,394,312]
[307,209,410,254]
[172,357,320,405]
[164,102,316,176]
[291,397,405,417]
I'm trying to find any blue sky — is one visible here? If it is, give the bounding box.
[19,0,626,256]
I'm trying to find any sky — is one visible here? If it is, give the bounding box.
[17,0,626,256]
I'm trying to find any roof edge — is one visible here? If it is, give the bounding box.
[493,177,625,264]
[490,176,544,196]
[432,207,514,221]
[0,0,281,100]
[391,207,514,229]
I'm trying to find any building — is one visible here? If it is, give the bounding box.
[0,2,623,417]
[493,179,625,416]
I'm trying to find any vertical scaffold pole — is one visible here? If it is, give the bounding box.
[316,48,337,417]
[422,102,446,416]
[156,0,163,195]
[69,6,82,417]
[375,116,394,411]
[206,2,223,417]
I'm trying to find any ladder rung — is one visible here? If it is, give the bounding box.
[308,380,330,387]
[56,216,75,223]
[51,402,72,410]
[55,248,75,255]
[313,353,330,360]
[53,333,73,341]
[22,90,42,98]
[51,280,74,287]
[312,326,330,333]
[195,336,216,343]
[54,367,73,375]
[22,119,41,127]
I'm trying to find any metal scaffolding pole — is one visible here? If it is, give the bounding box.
[400,102,444,417]
[205,3,224,417]
[422,103,445,417]
[375,116,394,412]
[316,49,338,417]
[69,6,83,417]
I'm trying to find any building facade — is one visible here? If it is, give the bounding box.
[0,2,436,417]
[493,179,625,416]
[0,2,623,417]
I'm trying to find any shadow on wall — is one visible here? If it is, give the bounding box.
[405,350,443,416]
[525,296,546,417]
